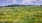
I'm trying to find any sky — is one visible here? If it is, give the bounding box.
[0,0,42,6]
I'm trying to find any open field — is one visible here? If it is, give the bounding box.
[0,6,42,23]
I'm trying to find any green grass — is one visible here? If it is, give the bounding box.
[0,6,42,23]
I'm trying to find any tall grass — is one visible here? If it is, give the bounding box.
[0,6,42,23]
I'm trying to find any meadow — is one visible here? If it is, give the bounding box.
[0,6,42,23]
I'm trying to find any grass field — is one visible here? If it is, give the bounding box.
[0,6,42,23]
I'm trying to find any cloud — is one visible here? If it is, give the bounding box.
[12,0,17,4]
[0,0,13,6]
[0,0,42,6]
[31,0,42,5]
[16,0,23,3]
[18,0,42,5]
[12,0,32,5]
[19,0,32,5]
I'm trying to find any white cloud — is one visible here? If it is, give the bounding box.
[12,0,32,5]
[12,0,42,5]
[12,0,17,4]
[19,0,35,5]
[19,0,32,5]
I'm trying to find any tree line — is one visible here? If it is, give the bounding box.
[5,4,42,7]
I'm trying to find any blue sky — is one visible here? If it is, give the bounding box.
[0,0,42,6]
